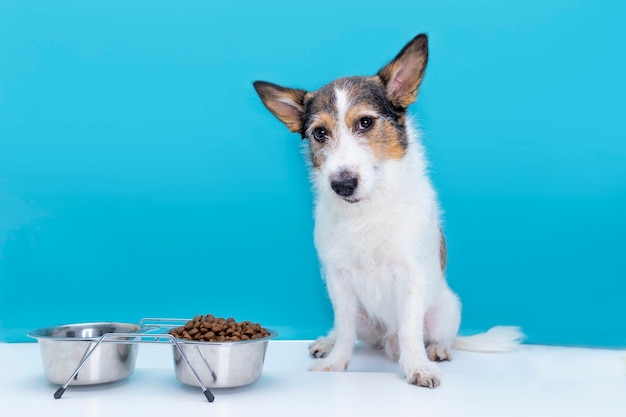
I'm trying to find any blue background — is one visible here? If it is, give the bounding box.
[1,0,624,346]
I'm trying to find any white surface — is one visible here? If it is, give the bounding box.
[1,341,625,416]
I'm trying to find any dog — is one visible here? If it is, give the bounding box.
[253,34,523,388]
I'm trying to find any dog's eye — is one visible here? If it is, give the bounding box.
[313,127,328,143]
[358,117,374,131]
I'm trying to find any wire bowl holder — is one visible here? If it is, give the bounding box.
[40,318,276,403]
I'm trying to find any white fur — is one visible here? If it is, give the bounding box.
[307,93,523,387]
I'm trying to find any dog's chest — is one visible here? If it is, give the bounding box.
[316,211,407,324]
[316,202,404,264]
[315,199,420,280]
[314,183,429,266]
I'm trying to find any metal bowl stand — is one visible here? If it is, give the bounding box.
[53,318,215,402]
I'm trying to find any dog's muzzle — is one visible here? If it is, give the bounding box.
[330,171,359,198]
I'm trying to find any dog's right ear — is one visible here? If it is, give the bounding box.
[253,81,307,133]
[377,34,429,109]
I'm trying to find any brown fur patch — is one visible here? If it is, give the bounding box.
[344,104,406,160]
[300,76,411,168]
[439,225,447,272]
[306,111,338,168]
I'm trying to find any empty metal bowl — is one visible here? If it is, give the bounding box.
[172,329,277,388]
[28,322,140,385]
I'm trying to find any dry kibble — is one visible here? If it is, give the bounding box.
[169,315,270,342]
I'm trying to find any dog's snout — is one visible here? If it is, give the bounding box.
[330,172,359,197]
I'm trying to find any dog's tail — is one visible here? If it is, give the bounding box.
[452,326,525,353]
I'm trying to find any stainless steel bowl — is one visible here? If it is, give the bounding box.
[28,322,140,385]
[172,329,277,388]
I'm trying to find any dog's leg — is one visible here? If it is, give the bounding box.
[309,307,387,358]
[424,285,461,362]
[382,333,400,360]
[395,265,441,388]
[309,268,358,372]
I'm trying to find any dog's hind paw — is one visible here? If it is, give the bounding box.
[309,337,335,358]
[405,364,441,388]
[426,342,452,362]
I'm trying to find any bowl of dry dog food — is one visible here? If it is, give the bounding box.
[168,314,277,388]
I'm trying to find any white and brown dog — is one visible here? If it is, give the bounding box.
[254,34,522,388]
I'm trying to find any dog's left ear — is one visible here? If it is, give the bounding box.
[253,81,307,134]
[377,34,428,109]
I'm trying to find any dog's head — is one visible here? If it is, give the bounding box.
[254,34,428,204]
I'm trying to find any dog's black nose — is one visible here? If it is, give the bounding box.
[330,173,358,197]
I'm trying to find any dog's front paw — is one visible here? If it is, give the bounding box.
[404,363,441,388]
[309,360,348,372]
[309,336,335,358]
